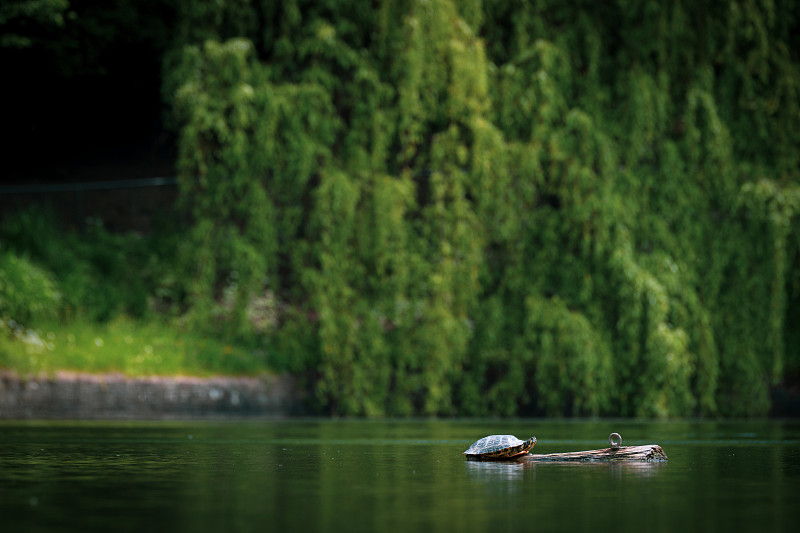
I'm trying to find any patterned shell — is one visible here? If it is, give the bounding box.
[463,435,537,458]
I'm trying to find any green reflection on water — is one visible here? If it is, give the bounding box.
[1,420,798,532]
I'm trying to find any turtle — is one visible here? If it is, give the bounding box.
[463,434,537,459]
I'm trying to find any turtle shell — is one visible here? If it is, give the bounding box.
[463,435,536,459]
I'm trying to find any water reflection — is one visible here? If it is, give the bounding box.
[464,457,534,488]
[464,459,534,497]
[529,459,666,479]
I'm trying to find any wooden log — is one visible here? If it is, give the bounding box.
[525,444,668,462]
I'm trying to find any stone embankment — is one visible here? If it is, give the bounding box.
[0,371,305,419]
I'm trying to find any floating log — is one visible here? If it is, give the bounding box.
[525,444,668,463]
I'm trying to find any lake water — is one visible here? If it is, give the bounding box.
[1,419,798,532]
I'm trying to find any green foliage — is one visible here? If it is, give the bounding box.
[171,38,278,336]
[0,0,69,48]
[5,0,797,417]
[0,249,61,322]
[525,296,614,417]
[0,207,179,322]
[162,0,800,417]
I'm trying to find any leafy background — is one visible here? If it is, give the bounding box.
[1,0,799,417]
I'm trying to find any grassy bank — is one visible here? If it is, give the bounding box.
[0,315,268,378]
[0,207,273,379]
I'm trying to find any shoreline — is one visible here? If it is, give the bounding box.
[0,370,305,419]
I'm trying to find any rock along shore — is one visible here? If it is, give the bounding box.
[0,371,305,419]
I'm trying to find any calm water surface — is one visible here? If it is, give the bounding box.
[1,419,799,532]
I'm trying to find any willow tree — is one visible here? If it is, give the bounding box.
[170,39,277,336]
[166,0,800,417]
